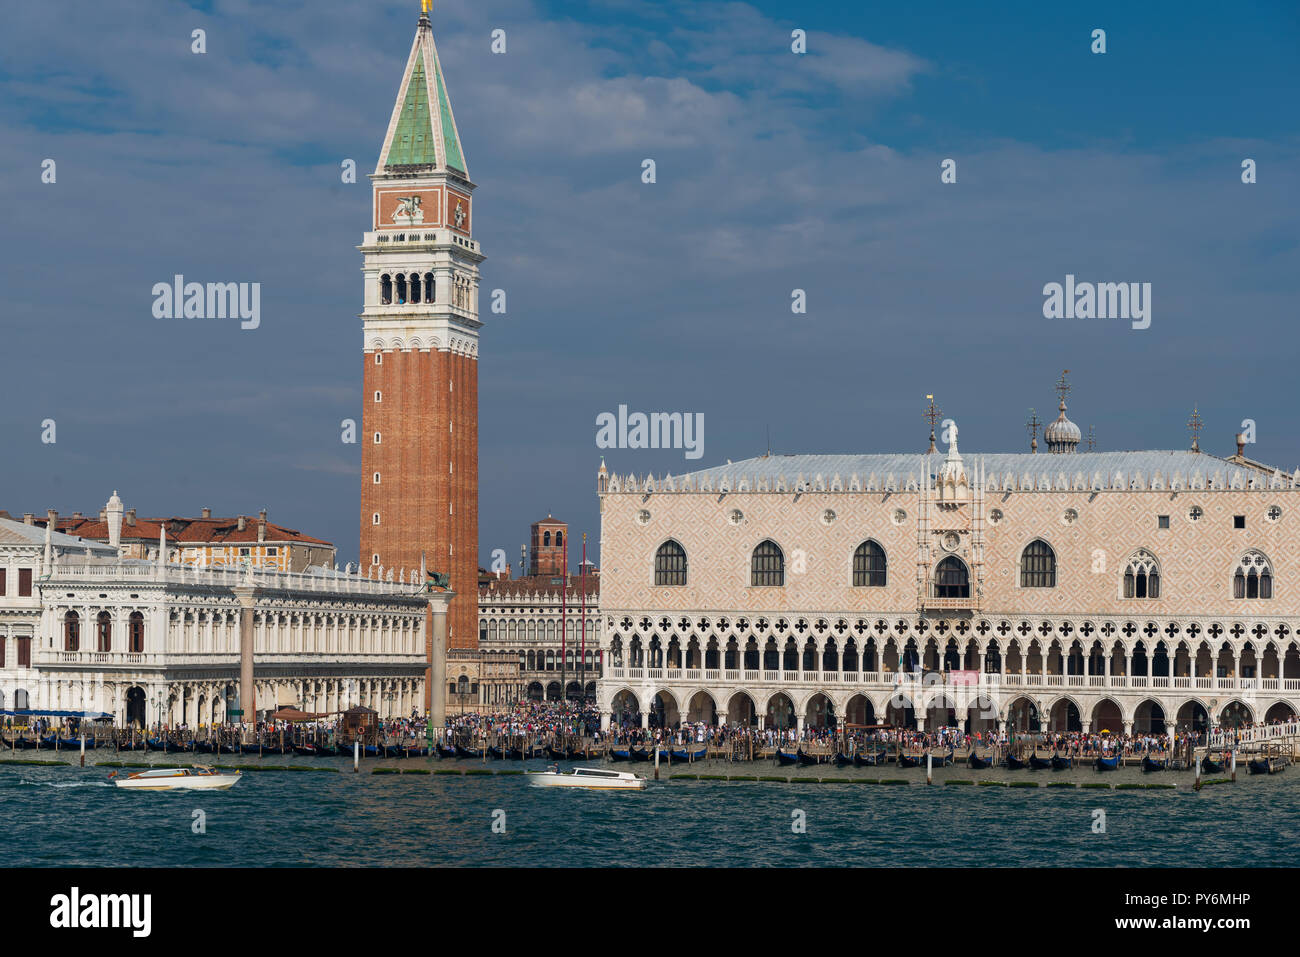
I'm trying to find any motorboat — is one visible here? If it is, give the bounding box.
[526,766,646,790]
[111,766,242,791]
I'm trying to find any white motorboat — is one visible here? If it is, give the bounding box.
[111,765,242,791]
[526,766,646,790]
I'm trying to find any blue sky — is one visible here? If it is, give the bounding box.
[1,0,1296,570]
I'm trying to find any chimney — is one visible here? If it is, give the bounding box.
[99,509,107,522]
[1235,433,1246,458]
[201,507,211,519]
[106,491,124,552]
[72,512,83,520]
[237,515,246,532]
[258,509,267,543]
[23,513,34,525]
[126,508,136,526]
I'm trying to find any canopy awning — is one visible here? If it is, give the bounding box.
[0,709,113,720]
[268,707,326,722]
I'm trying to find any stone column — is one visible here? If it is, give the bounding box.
[427,590,453,725]
[234,586,257,725]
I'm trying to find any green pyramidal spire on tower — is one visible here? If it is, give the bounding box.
[376,9,468,176]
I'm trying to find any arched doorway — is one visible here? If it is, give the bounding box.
[885,694,915,730]
[844,694,874,728]
[686,691,716,724]
[1134,699,1165,735]
[1048,697,1081,733]
[650,691,679,728]
[1004,696,1039,733]
[965,695,997,735]
[126,687,146,728]
[1176,700,1209,733]
[727,691,757,726]
[1090,698,1123,734]
[1218,700,1252,728]
[526,681,543,702]
[611,689,640,726]
[805,692,835,729]
[766,692,795,730]
[1265,701,1297,723]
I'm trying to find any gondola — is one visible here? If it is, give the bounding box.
[402,746,430,758]
[774,748,799,766]
[487,745,504,760]
[1004,752,1029,770]
[293,744,320,757]
[968,751,994,770]
[1027,754,1053,770]
[435,744,458,759]
[117,738,145,752]
[1051,754,1073,771]
[1094,754,1119,771]
[13,737,38,750]
[609,748,632,762]
[1200,755,1224,774]
[453,745,483,759]
[39,735,67,750]
[796,750,821,768]
[897,752,923,768]
[145,737,170,752]
[1142,755,1167,772]
[545,745,568,761]
[1248,756,1285,775]
[930,750,954,767]
[239,743,264,756]
[854,749,887,767]
[629,746,652,762]
[504,747,526,761]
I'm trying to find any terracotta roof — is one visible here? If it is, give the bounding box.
[29,515,331,547]
[480,572,600,599]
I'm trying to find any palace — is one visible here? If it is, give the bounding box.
[594,378,1300,737]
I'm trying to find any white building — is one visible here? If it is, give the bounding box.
[0,501,446,726]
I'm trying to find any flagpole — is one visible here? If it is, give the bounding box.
[580,533,587,707]
[560,537,567,707]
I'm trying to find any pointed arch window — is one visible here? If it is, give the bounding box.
[1233,550,1273,599]
[934,556,969,599]
[751,540,784,587]
[1020,539,1057,588]
[1123,550,1160,599]
[852,540,887,587]
[654,540,687,586]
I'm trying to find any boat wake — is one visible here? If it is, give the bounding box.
[19,779,114,789]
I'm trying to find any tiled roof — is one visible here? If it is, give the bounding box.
[671,450,1277,485]
[0,517,116,552]
[480,573,600,599]
[28,515,330,546]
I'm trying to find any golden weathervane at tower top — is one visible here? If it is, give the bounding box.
[421,0,432,14]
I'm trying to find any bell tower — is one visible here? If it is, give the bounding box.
[360,2,484,700]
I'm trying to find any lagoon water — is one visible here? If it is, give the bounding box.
[4,755,1296,867]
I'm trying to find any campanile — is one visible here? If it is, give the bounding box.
[361,2,483,702]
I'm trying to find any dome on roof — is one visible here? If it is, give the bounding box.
[1045,402,1081,453]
